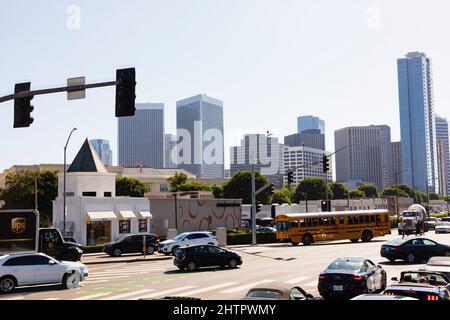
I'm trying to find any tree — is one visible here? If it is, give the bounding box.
[349,189,364,199]
[358,184,378,198]
[167,172,188,192]
[211,184,224,198]
[177,181,211,192]
[223,171,271,204]
[381,186,408,198]
[294,178,332,202]
[116,177,147,197]
[0,170,58,227]
[271,188,294,205]
[429,193,440,201]
[329,182,348,199]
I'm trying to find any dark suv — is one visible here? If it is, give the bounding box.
[103,233,160,257]
[174,245,242,271]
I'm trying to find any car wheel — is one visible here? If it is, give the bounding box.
[171,246,180,256]
[207,242,214,245]
[350,239,359,243]
[0,276,16,293]
[177,266,185,271]
[302,234,313,246]
[163,252,171,256]
[113,248,122,257]
[361,230,373,242]
[406,252,415,263]
[186,261,197,271]
[63,272,81,289]
[146,246,155,255]
[388,258,396,263]
[228,259,238,269]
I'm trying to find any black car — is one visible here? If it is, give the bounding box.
[103,233,160,257]
[318,257,387,299]
[173,245,242,271]
[380,237,450,263]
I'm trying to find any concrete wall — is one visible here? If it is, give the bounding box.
[149,198,242,236]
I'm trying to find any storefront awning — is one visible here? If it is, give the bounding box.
[138,211,152,219]
[118,210,136,219]
[86,211,117,221]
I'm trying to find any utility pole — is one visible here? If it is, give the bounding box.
[251,163,257,246]
[34,175,38,210]
[63,128,78,236]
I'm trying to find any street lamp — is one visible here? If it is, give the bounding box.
[394,169,408,221]
[63,127,78,236]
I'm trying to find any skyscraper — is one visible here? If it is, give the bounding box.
[284,129,325,150]
[176,94,224,178]
[398,52,438,193]
[118,103,164,168]
[335,126,391,192]
[391,141,403,186]
[89,139,113,166]
[297,115,325,134]
[436,115,449,196]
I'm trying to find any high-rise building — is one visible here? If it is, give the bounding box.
[335,125,391,192]
[230,134,284,187]
[118,103,164,168]
[398,52,438,193]
[176,94,224,178]
[283,146,332,188]
[297,115,325,134]
[164,134,177,169]
[371,125,393,189]
[284,129,325,150]
[435,115,449,196]
[89,139,113,166]
[391,141,403,186]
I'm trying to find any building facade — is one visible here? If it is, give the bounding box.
[297,115,325,134]
[284,129,325,150]
[335,125,391,192]
[435,115,450,196]
[118,103,165,169]
[176,94,224,178]
[398,52,438,193]
[391,141,403,186]
[89,139,113,166]
[282,146,332,188]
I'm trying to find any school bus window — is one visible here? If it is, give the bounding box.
[300,219,306,227]
[375,215,381,223]
[312,218,319,227]
[323,218,329,226]
[276,221,289,232]
[290,220,299,228]
[348,216,354,224]
[370,215,375,223]
[318,218,324,226]
[306,219,312,227]
[384,214,389,222]
[330,217,336,225]
[339,217,345,224]
[364,215,370,223]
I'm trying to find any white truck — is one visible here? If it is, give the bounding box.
[398,204,428,235]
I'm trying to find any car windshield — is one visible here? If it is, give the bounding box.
[428,258,450,266]
[173,233,188,241]
[246,290,280,299]
[401,272,448,285]
[402,212,417,217]
[327,260,363,271]
[437,222,450,226]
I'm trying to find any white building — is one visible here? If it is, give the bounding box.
[283,146,333,187]
[52,139,151,246]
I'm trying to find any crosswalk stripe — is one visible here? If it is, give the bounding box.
[303,280,318,287]
[82,280,108,284]
[174,283,237,296]
[220,280,275,294]
[72,292,111,300]
[284,276,310,284]
[130,286,197,300]
[85,275,130,280]
[1,295,24,300]
[101,289,156,300]
[90,271,149,276]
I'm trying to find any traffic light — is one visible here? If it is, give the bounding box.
[256,203,262,213]
[13,82,34,128]
[321,200,331,212]
[269,184,275,194]
[322,154,329,173]
[287,171,294,186]
[115,68,136,117]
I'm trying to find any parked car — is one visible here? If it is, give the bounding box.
[257,226,277,233]
[435,222,450,234]
[441,217,450,223]
[351,294,418,300]
[241,285,318,300]
[425,218,440,230]
[380,237,450,263]
[158,232,218,255]
[173,245,242,271]
[383,283,450,300]
[391,270,450,287]
[420,256,450,278]
[63,237,78,244]
[318,257,387,299]
[0,252,88,293]
[103,233,160,257]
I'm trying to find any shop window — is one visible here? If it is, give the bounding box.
[139,219,148,232]
[104,192,112,197]
[87,221,111,246]
[82,191,97,197]
[119,220,131,234]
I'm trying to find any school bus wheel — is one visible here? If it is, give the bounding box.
[291,241,299,246]
[302,234,313,246]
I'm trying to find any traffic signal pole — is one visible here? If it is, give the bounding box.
[251,164,256,245]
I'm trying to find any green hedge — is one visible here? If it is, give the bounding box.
[227,232,277,245]
[82,245,104,254]
[430,213,449,218]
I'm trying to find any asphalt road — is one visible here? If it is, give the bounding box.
[1,230,450,300]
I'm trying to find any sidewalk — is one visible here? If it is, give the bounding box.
[81,253,173,265]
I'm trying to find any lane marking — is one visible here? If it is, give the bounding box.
[175,283,237,296]
[101,289,156,300]
[85,275,130,280]
[130,286,197,300]
[284,276,310,284]
[303,280,318,287]
[72,292,111,300]
[220,280,275,294]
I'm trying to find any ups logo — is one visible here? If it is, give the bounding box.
[11,218,26,234]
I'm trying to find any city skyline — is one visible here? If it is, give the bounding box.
[2,1,450,175]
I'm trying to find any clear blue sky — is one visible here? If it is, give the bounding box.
[1,0,450,171]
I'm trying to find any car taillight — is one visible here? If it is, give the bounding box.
[384,292,395,296]
[427,295,439,301]
[354,275,364,281]
[319,275,326,280]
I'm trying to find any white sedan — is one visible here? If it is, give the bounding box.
[435,222,450,234]
[0,252,88,293]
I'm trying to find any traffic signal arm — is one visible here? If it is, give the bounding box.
[255,183,275,196]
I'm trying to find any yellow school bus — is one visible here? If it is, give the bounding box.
[275,209,391,246]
